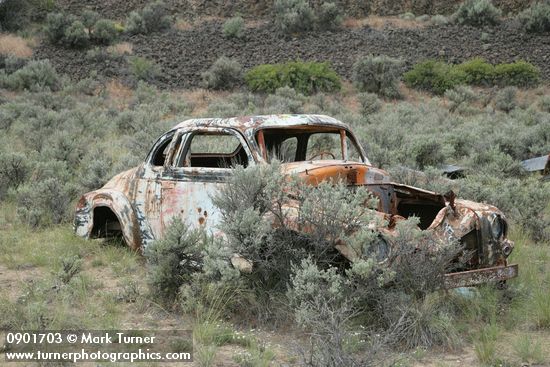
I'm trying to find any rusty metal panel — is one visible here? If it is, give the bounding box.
[443,264,518,288]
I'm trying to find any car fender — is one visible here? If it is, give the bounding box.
[74,189,151,251]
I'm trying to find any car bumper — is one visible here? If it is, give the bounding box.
[443,264,518,289]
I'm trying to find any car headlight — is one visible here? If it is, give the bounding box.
[489,213,504,239]
[364,236,390,262]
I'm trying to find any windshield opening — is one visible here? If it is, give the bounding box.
[256,127,364,163]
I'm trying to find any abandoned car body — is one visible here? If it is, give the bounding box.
[74,114,517,288]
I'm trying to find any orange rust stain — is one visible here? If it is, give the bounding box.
[197,207,202,213]
[198,217,205,225]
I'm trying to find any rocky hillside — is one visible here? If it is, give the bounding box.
[35,19,550,89]
[57,0,535,19]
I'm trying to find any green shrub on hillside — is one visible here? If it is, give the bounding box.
[494,60,540,87]
[44,12,74,44]
[0,152,29,198]
[129,56,160,82]
[495,86,518,112]
[64,20,89,48]
[431,14,450,25]
[273,0,315,35]
[82,10,100,33]
[144,220,205,304]
[125,11,147,34]
[92,19,118,45]
[201,56,243,90]
[445,85,478,113]
[317,2,342,31]
[245,61,341,95]
[357,92,382,115]
[405,59,540,94]
[0,59,61,91]
[0,0,32,31]
[223,16,245,39]
[16,178,75,227]
[519,2,550,33]
[403,60,466,95]
[125,0,171,35]
[455,57,495,86]
[453,0,502,26]
[352,55,403,99]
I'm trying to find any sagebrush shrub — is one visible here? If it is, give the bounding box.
[317,2,342,31]
[273,0,315,35]
[16,178,75,227]
[0,59,61,91]
[0,151,29,197]
[431,14,449,25]
[453,0,502,26]
[223,16,245,39]
[495,86,518,113]
[413,139,445,169]
[519,2,550,33]
[357,92,382,115]
[125,11,146,34]
[129,56,160,82]
[245,61,341,95]
[125,0,170,34]
[64,20,89,48]
[82,10,100,33]
[538,95,550,113]
[144,220,205,304]
[0,0,30,31]
[44,12,74,44]
[212,162,380,290]
[352,55,403,99]
[201,56,242,90]
[403,60,466,95]
[263,86,305,114]
[92,19,118,45]
[445,85,478,113]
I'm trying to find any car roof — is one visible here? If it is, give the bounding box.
[171,114,350,133]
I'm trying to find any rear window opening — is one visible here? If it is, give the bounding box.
[256,127,364,163]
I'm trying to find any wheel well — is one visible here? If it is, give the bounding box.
[91,206,122,239]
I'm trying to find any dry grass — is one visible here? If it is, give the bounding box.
[180,88,231,116]
[174,18,194,31]
[107,42,133,56]
[105,79,134,109]
[175,16,226,31]
[344,16,428,30]
[0,34,33,58]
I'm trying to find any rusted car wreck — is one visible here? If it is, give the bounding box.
[74,114,517,288]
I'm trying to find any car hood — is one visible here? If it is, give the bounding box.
[280,160,391,185]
